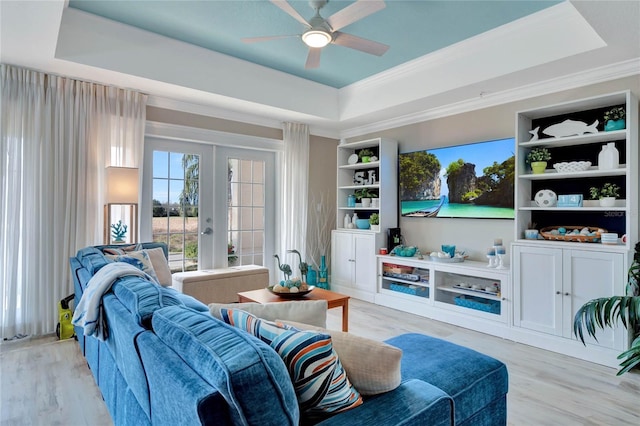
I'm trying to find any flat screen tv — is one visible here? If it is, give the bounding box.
[399,138,515,219]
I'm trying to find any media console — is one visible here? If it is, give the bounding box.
[375,255,511,338]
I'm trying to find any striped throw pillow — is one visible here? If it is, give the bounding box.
[220,308,362,415]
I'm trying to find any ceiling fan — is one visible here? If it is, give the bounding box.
[242,0,389,69]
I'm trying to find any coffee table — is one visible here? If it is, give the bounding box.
[237,287,350,332]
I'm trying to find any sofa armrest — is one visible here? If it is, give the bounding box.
[136,332,230,425]
[315,379,453,426]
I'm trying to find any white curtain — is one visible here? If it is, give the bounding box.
[0,65,146,339]
[279,123,309,269]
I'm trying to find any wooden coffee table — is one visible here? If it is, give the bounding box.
[237,287,350,332]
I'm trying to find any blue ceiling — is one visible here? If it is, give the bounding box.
[68,0,560,88]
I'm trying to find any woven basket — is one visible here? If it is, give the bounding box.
[540,226,605,243]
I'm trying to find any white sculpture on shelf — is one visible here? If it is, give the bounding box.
[529,126,540,141]
[542,119,598,138]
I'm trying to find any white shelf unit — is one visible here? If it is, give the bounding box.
[511,90,638,368]
[375,255,510,337]
[336,138,398,247]
[515,90,638,253]
[331,138,397,301]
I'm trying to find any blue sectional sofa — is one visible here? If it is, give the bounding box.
[70,243,508,425]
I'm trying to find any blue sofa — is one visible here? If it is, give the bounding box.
[70,243,508,425]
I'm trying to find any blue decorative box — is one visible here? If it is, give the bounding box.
[557,194,583,207]
[454,295,500,314]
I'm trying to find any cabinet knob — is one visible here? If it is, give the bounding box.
[501,297,507,301]
[564,292,570,296]
[556,291,561,295]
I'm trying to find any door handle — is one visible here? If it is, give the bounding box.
[201,227,213,235]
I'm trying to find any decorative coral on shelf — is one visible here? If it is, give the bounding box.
[111,220,128,243]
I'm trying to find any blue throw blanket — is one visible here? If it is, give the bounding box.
[72,262,156,340]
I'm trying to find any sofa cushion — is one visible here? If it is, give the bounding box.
[278,320,402,396]
[106,251,160,285]
[209,300,327,327]
[111,276,183,328]
[152,306,299,426]
[385,333,508,425]
[221,308,362,416]
[104,246,172,287]
[143,247,172,286]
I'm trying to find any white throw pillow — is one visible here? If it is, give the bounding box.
[144,247,172,287]
[277,320,402,396]
[208,300,327,328]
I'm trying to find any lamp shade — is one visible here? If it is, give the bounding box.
[106,167,139,204]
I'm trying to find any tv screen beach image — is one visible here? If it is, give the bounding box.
[399,138,515,219]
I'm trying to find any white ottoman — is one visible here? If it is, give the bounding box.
[172,265,269,304]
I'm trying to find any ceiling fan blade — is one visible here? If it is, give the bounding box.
[305,48,321,69]
[270,0,310,26]
[242,34,298,43]
[326,0,385,31]
[332,32,389,56]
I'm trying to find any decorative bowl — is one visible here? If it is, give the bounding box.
[552,161,592,173]
[267,285,315,298]
[391,245,417,257]
[354,219,370,229]
[540,226,605,243]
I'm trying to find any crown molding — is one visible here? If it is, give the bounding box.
[147,96,284,131]
[339,58,640,139]
[145,121,283,152]
[146,95,341,139]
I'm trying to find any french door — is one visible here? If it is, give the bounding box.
[141,138,275,273]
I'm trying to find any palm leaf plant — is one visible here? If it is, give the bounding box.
[573,242,640,375]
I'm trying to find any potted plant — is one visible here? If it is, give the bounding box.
[603,106,626,132]
[358,148,374,163]
[369,213,380,232]
[574,242,640,375]
[589,182,620,207]
[526,147,551,174]
[354,188,376,207]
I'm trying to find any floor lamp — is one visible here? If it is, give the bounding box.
[104,166,139,244]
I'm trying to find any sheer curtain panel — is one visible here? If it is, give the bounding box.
[0,65,146,340]
[279,123,309,268]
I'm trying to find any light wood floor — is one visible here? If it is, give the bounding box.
[2,299,639,425]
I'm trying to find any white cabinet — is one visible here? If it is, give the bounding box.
[513,244,626,352]
[331,137,397,302]
[512,245,563,335]
[330,231,377,302]
[511,90,637,367]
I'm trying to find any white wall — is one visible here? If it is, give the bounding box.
[351,76,640,263]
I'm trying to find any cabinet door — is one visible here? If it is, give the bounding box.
[331,231,354,288]
[353,233,376,292]
[513,245,563,335]
[563,250,625,349]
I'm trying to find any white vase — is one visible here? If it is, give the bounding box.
[599,197,616,207]
[598,143,619,170]
[370,224,380,232]
[361,197,371,207]
[371,198,379,208]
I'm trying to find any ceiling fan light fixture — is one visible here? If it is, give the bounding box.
[302,29,332,48]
